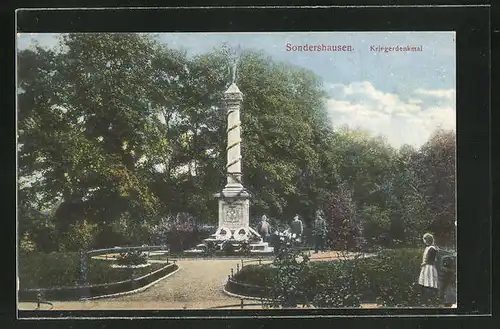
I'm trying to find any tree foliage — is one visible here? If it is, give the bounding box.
[17,33,456,251]
[323,182,363,251]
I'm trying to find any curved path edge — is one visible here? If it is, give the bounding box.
[222,286,318,309]
[82,267,181,301]
[221,284,273,302]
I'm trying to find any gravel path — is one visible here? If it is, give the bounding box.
[20,258,253,310]
[110,258,243,308]
[18,251,375,311]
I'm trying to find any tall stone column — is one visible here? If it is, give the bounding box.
[216,83,250,231]
[224,83,244,189]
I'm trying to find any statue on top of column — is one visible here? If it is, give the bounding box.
[224,43,242,85]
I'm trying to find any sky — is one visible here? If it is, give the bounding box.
[17,32,456,149]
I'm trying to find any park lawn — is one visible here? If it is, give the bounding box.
[18,251,165,290]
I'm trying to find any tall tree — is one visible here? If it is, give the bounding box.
[17,34,172,248]
[238,51,330,221]
[323,182,362,250]
[415,129,456,246]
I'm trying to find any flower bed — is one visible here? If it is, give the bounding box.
[116,250,148,266]
[228,248,451,307]
[111,263,152,269]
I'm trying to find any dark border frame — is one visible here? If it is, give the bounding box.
[4,3,491,327]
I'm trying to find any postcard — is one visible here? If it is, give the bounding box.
[16,31,457,313]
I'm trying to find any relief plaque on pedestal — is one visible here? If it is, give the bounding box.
[219,200,249,230]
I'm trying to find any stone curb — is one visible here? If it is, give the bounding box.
[222,286,378,309]
[221,284,274,302]
[81,267,180,301]
[221,286,317,309]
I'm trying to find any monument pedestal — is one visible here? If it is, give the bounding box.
[217,187,250,230]
[185,187,273,254]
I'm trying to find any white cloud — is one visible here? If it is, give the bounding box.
[414,88,455,99]
[325,81,455,148]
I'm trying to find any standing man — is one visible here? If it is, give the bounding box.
[290,214,304,244]
[258,215,271,242]
[313,210,327,253]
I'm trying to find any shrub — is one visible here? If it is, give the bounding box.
[18,252,81,289]
[166,230,211,252]
[269,236,311,307]
[372,248,436,307]
[116,250,148,266]
[239,241,251,256]
[204,240,217,257]
[161,213,207,252]
[233,265,276,287]
[230,248,447,307]
[221,240,236,255]
[304,258,369,307]
[311,272,362,307]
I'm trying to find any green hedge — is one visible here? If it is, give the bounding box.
[18,252,164,290]
[19,252,81,289]
[232,265,277,286]
[231,248,445,307]
[226,279,270,298]
[19,263,178,301]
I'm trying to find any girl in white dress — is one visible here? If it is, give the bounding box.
[418,233,439,305]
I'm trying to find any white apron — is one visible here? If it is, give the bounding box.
[418,246,438,289]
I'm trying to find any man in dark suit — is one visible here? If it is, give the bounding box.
[313,210,327,253]
[290,214,304,244]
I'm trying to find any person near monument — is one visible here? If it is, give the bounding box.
[313,210,327,253]
[258,215,271,242]
[290,214,304,244]
[418,233,439,305]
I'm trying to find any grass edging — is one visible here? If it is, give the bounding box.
[82,265,180,300]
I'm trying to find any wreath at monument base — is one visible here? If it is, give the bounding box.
[215,227,232,241]
[233,227,249,241]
